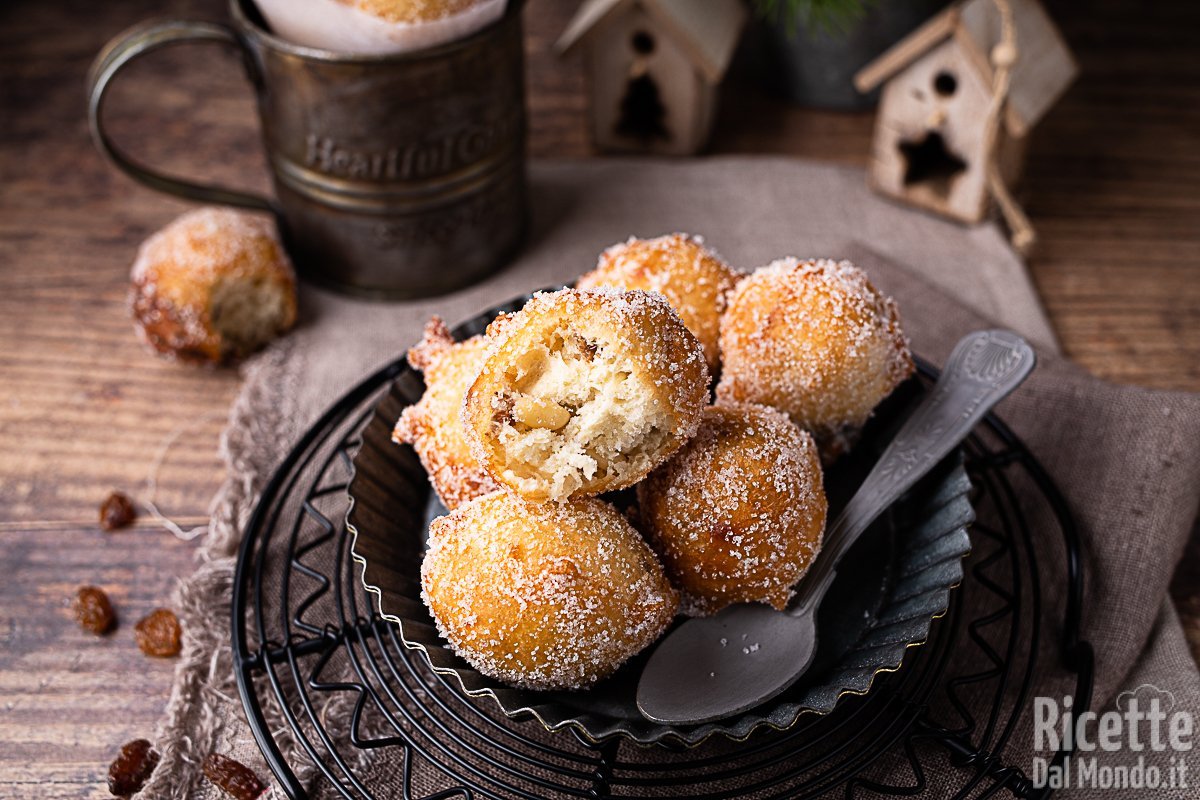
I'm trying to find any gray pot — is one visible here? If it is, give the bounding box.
[756,1,948,110]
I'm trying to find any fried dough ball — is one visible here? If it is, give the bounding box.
[716,258,914,460]
[421,491,679,690]
[393,317,500,510]
[637,403,827,616]
[464,288,708,503]
[577,234,740,373]
[351,0,492,23]
[130,207,297,364]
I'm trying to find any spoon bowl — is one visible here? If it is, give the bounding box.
[637,603,819,725]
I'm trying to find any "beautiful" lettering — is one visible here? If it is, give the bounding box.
[303,117,517,182]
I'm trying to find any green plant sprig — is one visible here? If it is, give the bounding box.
[754,0,875,37]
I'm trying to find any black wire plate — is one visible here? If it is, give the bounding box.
[232,335,1094,799]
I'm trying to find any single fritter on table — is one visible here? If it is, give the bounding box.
[464,288,708,503]
[394,317,499,510]
[578,233,741,374]
[421,491,679,690]
[637,403,828,616]
[129,207,297,364]
[717,258,914,460]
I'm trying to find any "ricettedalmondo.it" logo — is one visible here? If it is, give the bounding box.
[1032,684,1193,791]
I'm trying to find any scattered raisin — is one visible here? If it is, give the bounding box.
[107,738,159,797]
[202,752,268,800]
[74,585,116,635]
[134,608,182,657]
[99,491,137,531]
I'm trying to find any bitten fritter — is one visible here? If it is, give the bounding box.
[421,491,679,690]
[637,403,827,616]
[129,207,297,364]
[578,234,740,374]
[716,258,914,460]
[394,317,500,510]
[464,288,709,503]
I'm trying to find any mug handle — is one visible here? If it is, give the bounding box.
[86,19,276,212]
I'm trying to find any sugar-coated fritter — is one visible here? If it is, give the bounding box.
[394,317,499,510]
[464,288,708,503]
[578,233,740,374]
[421,491,679,690]
[716,258,913,460]
[637,402,827,616]
[129,207,296,364]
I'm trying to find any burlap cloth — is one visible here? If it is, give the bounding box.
[138,158,1200,799]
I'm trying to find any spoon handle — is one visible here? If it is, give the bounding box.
[792,330,1036,614]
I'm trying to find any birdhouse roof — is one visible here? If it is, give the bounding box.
[854,0,1078,136]
[556,0,747,84]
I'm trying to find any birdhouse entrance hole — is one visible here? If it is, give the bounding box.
[934,71,957,96]
[899,131,967,197]
[631,30,655,54]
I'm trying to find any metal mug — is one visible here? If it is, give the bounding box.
[87,0,527,299]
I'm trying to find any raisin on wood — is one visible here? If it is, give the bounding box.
[74,586,116,635]
[99,491,137,531]
[134,608,182,657]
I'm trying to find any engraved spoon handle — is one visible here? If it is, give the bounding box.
[793,330,1036,613]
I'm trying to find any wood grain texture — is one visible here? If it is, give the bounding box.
[0,0,1197,796]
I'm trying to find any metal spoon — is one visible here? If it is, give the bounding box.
[636,330,1036,726]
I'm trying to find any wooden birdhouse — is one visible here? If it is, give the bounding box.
[556,0,746,156]
[855,0,1077,230]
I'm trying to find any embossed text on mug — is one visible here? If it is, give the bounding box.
[304,117,518,182]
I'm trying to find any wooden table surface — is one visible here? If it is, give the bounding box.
[1,0,1196,795]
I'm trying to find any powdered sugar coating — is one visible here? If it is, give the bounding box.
[348,0,493,24]
[464,288,709,502]
[637,402,827,616]
[578,233,741,373]
[421,491,678,690]
[716,258,913,460]
[394,317,500,510]
[128,207,296,364]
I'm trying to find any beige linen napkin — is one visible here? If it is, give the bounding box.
[135,158,1200,799]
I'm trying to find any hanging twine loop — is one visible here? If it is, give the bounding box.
[982,0,1037,254]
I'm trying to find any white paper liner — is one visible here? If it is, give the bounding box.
[254,0,507,55]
